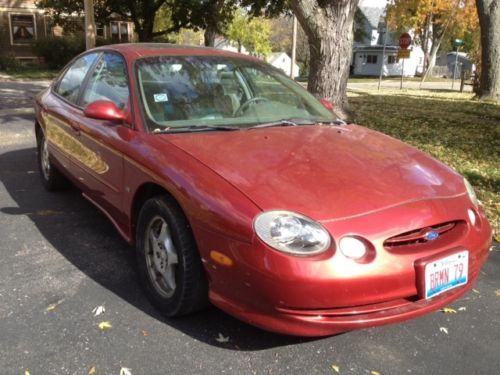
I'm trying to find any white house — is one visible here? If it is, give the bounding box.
[214,36,249,55]
[352,1,425,77]
[353,45,425,77]
[267,52,300,78]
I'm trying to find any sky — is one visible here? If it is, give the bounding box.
[358,0,389,8]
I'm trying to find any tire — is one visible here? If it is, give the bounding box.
[136,195,208,317]
[37,131,68,191]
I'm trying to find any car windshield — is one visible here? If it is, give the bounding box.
[135,55,336,132]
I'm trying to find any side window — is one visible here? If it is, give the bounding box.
[55,53,99,104]
[81,53,129,109]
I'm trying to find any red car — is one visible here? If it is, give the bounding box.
[34,44,492,336]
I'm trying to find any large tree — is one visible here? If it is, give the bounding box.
[37,0,193,42]
[290,0,359,117]
[476,0,500,101]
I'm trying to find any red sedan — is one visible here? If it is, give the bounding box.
[34,44,492,336]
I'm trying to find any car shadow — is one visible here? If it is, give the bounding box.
[0,146,315,351]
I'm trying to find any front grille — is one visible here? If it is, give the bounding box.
[384,221,463,249]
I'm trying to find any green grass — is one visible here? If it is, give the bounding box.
[348,88,500,238]
[7,68,59,80]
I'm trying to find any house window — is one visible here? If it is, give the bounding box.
[111,21,130,43]
[96,23,106,38]
[366,55,378,64]
[388,55,397,64]
[9,14,36,45]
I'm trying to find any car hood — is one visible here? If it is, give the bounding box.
[161,125,465,221]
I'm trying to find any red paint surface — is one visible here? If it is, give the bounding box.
[35,44,492,336]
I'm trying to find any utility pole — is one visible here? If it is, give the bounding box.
[84,0,96,50]
[290,16,298,79]
[378,20,389,91]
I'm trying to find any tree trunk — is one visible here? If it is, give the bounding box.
[290,0,359,119]
[476,0,500,101]
[204,26,217,47]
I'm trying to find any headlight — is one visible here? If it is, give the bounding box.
[464,178,479,207]
[254,210,331,256]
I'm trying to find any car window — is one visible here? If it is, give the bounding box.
[55,53,99,104]
[136,56,334,131]
[81,53,129,109]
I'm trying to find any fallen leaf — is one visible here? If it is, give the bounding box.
[458,306,467,311]
[495,289,500,297]
[441,307,457,314]
[89,366,96,374]
[142,330,149,337]
[331,364,340,373]
[371,371,381,375]
[215,333,229,343]
[472,289,480,294]
[120,368,132,375]
[92,305,105,316]
[439,327,449,334]
[46,299,64,312]
[97,321,112,330]
[25,370,30,375]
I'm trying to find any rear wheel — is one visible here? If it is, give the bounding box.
[37,132,68,191]
[136,195,208,317]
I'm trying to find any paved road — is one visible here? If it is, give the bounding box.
[0,84,499,375]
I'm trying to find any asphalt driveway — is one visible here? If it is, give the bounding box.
[0,82,498,375]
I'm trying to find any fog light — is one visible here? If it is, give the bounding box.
[339,236,367,260]
[467,209,477,226]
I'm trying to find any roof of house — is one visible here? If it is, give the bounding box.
[359,5,386,29]
[268,52,288,63]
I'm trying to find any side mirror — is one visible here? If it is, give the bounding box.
[84,100,127,123]
[319,98,334,112]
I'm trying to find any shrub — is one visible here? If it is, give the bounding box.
[0,53,21,72]
[33,36,85,69]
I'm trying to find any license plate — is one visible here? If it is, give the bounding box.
[424,250,469,299]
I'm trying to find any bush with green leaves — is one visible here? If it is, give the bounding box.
[33,36,86,69]
[0,53,21,72]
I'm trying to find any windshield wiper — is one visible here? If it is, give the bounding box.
[153,125,239,134]
[247,118,316,129]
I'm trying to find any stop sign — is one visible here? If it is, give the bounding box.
[399,33,412,49]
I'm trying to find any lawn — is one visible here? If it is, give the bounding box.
[348,88,500,238]
[9,68,59,80]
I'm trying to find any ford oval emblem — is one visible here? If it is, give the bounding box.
[424,230,439,241]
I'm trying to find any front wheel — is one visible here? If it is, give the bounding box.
[136,195,208,317]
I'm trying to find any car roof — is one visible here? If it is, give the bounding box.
[93,43,261,62]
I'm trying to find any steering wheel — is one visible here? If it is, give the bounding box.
[234,96,270,116]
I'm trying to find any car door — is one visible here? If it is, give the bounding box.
[43,52,100,175]
[71,52,132,226]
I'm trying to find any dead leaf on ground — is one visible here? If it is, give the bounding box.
[92,305,105,316]
[472,289,480,294]
[88,366,96,374]
[142,330,149,337]
[25,370,30,375]
[215,333,229,343]
[439,327,449,334]
[97,321,112,330]
[46,299,64,312]
[331,364,340,373]
[371,371,381,375]
[120,368,132,375]
[495,289,500,297]
[441,307,457,314]
[458,306,467,311]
